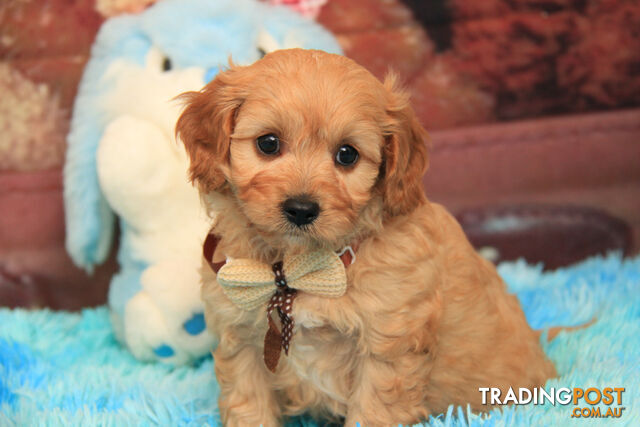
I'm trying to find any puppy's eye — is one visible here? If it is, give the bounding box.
[162,56,172,72]
[335,144,359,166]
[256,134,280,155]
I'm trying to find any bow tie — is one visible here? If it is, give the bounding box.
[203,233,356,372]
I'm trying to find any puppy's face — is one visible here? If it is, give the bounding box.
[177,49,428,250]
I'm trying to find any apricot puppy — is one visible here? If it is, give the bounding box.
[176,49,556,426]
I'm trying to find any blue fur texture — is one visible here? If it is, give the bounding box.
[1,254,637,425]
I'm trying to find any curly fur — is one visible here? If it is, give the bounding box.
[176,49,556,426]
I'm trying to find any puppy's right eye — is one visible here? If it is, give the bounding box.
[335,144,359,166]
[256,134,280,155]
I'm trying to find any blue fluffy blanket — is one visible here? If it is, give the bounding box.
[1,254,638,425]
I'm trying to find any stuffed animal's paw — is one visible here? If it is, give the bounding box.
[122,260,217,364]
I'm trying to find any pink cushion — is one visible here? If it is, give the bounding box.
[0,169,114,309]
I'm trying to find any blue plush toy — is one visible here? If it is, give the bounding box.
[64,0,341,364]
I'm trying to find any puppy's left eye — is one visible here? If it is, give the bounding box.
[256,134,280,155]
[335,145,359,166]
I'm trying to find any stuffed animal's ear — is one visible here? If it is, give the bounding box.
[176,66,248,193]
[379,73,430,217]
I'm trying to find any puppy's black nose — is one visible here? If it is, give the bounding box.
[282,197,320,226]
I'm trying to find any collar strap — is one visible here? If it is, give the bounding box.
[203,233,358,273]
[203,233,225,273]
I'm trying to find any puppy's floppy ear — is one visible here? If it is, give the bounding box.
[176,66,248,192]
[379,73,430,216]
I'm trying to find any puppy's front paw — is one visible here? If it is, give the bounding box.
[223,409,279,427]
[345,413,396,427]
[344,412,368,427]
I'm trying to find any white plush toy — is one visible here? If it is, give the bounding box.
[64,0,341,364]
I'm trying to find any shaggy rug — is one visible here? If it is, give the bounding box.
[0,254,638,426]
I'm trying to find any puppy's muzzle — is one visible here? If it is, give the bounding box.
[282,196,320,227]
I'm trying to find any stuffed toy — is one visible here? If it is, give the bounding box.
[64,0,341,365]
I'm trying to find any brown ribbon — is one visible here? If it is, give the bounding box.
[263,261,297,372]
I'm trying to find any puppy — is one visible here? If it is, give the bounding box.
[176,49,557,426]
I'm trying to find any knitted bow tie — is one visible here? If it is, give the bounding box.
[203,233,356,372]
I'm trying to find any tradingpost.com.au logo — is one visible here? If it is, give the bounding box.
[479,387,626,419]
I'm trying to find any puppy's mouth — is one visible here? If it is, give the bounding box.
[283,222,317,238]
[247,219,320,254]
[250,209,352,254]
[280,213,320,237]
[244,206,322,248]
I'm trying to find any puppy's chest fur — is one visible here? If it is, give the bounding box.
[285,313,357,406]
[276,254,372,410]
